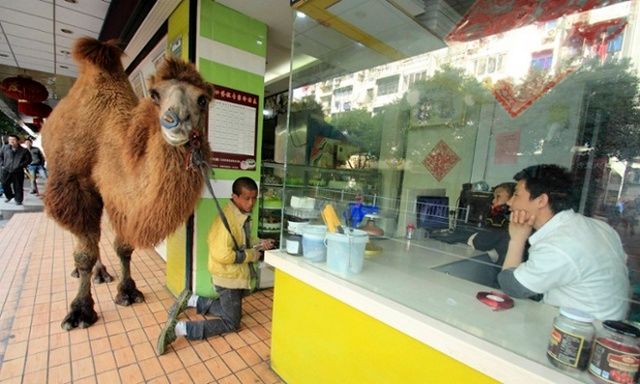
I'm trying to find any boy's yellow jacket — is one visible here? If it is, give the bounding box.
[207,201,259,289]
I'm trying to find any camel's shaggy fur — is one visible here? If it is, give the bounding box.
[42,37,212,330]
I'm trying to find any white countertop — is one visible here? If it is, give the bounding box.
[265,237,591,384]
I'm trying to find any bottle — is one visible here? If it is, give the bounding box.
[588,320,640,384]
[406,224,415,240]
[546,308,595,371]
[285,220,307,256]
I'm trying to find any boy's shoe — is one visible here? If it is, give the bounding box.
[156,289,191,355]
[156,316,177,355]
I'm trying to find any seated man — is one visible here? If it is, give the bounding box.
[498,164,629,320]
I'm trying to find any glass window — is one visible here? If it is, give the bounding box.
[285,1,640,380]
[487,57,496,73]
[531,49,553,70]
[496,53,505,72]
[609,34,623,52]
[376,75,399,96]
[476,57,486,75]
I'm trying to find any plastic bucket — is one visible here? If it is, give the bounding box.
[326,229,369,274]
[302,225,327,262]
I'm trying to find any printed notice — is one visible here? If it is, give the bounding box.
[207,85,259,170]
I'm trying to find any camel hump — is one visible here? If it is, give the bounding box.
[73,37,123,72]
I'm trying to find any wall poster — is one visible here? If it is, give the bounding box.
[208,85,259,170]
[494,131,520,165]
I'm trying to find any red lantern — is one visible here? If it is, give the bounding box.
[1,76,48,102]
[18,101,52,118]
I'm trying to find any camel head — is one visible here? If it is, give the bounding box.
[148,57,214,146]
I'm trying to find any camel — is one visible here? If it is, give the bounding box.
[41,37,213,330]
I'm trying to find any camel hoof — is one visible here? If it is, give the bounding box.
[70,268,79,278]
[61,307,98,330]
[92,266,114,284]
[115,288,145,306]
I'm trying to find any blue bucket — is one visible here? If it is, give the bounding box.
[302,225,327,262]
[326,229,369,274]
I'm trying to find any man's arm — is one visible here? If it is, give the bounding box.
[501,209,534,270]
[20,149,31,169]
[498,268,540,298]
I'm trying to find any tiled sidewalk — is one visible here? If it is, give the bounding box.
[0,213,282,384]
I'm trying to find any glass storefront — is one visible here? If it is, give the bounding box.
[273,0,640,381]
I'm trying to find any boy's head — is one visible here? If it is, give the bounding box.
[491,182,516,208]
[509,164,573,215]
[231,177,258,214]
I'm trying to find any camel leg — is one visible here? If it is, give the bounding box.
[92,257,114,283]
[70,257,113,283]
[62,232,100,330]
[114,239,145,306]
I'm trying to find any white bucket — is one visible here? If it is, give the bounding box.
[326,229,369,274]
[302,225,327,262]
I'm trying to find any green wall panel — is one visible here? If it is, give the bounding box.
[194,0,266,296]
[198,58,265,96]
[200,0,267,57]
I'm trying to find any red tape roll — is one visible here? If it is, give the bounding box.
[476,291,514,311]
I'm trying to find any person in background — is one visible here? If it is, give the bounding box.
[0,135,31,206]
[467,182,517,265]
[498,164,629,320]
[0,135,7,198]
[485,182,515,228]
[157,177,275,354]
[24,138,46,195]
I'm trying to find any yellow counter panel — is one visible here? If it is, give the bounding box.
[271,269,496,383]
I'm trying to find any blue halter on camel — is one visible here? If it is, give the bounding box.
[160,110,180,129]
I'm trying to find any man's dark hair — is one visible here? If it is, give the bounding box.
[232,177,258,196]
[493,182,516,197]
[7,134,19,140]
[513,164,574,213]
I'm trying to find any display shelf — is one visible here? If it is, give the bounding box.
[260,206,283,210]
[258,229,282,234]
[258,163,284,248]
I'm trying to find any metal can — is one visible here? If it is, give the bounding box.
[285,233,303,255]
[547,308,595,371]
[588,320,640,384]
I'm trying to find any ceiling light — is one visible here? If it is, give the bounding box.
[60,49,70,55]
[61,28,73,34]
[60,65,69,69]
[0,53,8,58]
[64,0,78,3]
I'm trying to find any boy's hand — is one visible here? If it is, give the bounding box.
[253,239,276,251]
[260,239,276,250]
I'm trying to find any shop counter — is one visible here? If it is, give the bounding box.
[265,238,590,384]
